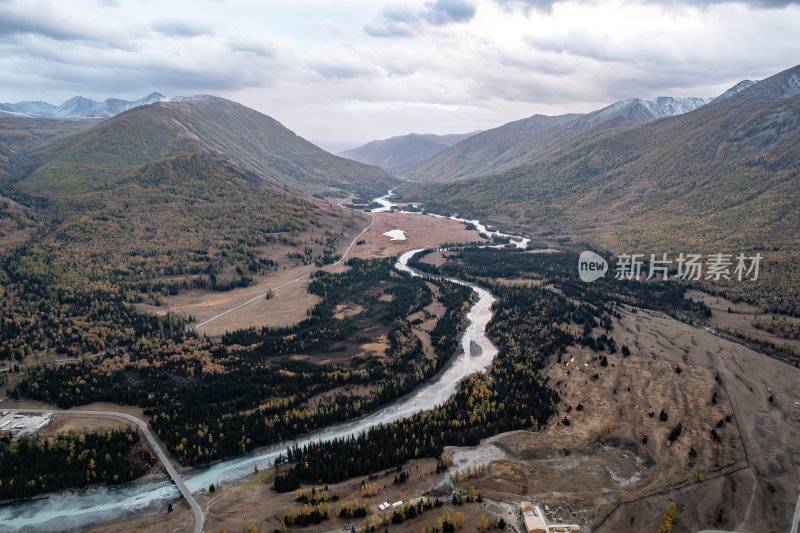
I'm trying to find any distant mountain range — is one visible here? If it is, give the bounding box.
[0,92,173,119]
[339,131,480,174]
[403,96,714,182]
[2,67,797,318]
[396,65,800,313]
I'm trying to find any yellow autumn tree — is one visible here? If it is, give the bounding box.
[657,502,678,533]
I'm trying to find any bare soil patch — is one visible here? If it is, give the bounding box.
[40,414,133,436]
[419,250,453,267]
[197,279,320,338]
[334,303,364,319]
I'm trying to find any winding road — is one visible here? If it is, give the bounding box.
[8,409,204,533]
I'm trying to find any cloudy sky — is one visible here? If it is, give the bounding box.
[1,0,799,151]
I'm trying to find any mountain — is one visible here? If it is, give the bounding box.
[339,131,479,174]
[712,79,757,103]
[397,65,800,314]
[0,94,382,364]
[0,93,167,118]
[404,96,712,183]
[18,96,397,198]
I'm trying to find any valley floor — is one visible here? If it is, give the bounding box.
[82,293,800,533]
[134,208,485,337]
[5,203,798,533]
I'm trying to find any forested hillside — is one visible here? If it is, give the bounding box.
[13,97,397,199]
[398,66,800,314]
[0,151,316,360]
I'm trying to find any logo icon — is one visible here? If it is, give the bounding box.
[578,251,608,282]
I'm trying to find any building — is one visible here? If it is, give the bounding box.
[521,502,548,533]
[520,501,581,533]
[0,412,53,439]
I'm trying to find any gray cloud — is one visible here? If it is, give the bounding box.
[0,4,132,49]
[1,0,799,149]
[0,8,89,41]
[364,5,418,37]
[228,41,275,58]
[151,20,212,38]
[364,0,476,37]
[492,0,556,12]
[493,0,800,9]
[311,61,375,80]
[423,0,477,25]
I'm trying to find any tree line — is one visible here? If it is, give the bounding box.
[0,428,154,500]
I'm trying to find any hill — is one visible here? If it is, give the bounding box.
[404,96,711,182]
[397,65,800,314]
[0,112,99,152]
[17,96,397,199]
[0,95,388,360]
[339,131,479,174]
[0,144,326,357]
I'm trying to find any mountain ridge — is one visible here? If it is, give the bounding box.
[404,96,712,183]
[339,131,480,174]
[15,96,398,199]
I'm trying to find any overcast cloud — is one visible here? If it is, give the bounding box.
[1,0,798,150]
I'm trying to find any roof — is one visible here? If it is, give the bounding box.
[522,505,548,533]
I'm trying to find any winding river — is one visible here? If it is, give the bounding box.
[1,192,517,532]
[373,190,530,249]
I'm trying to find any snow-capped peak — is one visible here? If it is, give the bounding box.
[0,93,172,119]
[592,96,713,124]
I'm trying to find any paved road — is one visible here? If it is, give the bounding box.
[791,489,800,533]
[9,409,204,533]
[195,209,376,328]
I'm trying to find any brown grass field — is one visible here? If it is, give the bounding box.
[135,208,485,337]
[686,289,800,357]
[349,211,487,260]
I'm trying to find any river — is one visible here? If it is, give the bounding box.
[372,190,530,249]
[1,195,509,531]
